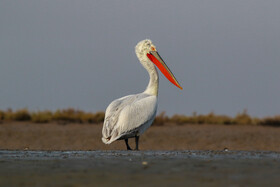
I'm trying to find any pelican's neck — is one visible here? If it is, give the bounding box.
[135,40,159,96]
[144,66,159,96]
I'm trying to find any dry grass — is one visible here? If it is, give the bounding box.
[0,108,280,126]
[153,110,278,126]
[260,115,280,127]
[0,108,105,124]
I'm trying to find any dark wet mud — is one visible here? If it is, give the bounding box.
[1,150,280,187]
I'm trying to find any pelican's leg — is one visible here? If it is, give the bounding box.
[135,136,140,150]
[125,139,132,150]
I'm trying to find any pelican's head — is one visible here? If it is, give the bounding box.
[135,39,183,90]
[135,39,157,56]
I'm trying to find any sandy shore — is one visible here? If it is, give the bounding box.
[1,122,280,151]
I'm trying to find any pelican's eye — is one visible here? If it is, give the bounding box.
[151,46,156,51]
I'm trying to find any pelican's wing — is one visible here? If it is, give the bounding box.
[102,95,134,138]
[102,93,157,144]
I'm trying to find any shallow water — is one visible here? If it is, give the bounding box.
[1,150,280,160]
[1,150,280,186]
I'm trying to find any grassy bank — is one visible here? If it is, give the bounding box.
[0,108,279,126]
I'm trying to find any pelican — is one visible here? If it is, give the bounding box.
[102,39,182,150]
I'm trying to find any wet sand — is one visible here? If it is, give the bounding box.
[1,150,280,186]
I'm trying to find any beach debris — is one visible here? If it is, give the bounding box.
[142,161,148,165]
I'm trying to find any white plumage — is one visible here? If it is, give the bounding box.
[102,39,182,150]
[102,93,157,144]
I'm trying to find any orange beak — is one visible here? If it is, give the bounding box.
[147,51,183,90]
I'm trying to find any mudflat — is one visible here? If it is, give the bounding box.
[0,150,280,186]
[1,123,280,186]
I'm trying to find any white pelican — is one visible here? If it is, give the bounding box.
[102,39,182,150]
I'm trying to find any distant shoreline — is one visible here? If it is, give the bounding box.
[1,108,280,126]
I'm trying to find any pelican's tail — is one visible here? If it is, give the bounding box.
[102,131,121,144]
[102,127,121,144]
[102,136,112,144]
[102,119,121,144]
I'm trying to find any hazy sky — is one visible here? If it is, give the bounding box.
[1,1,280,117]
